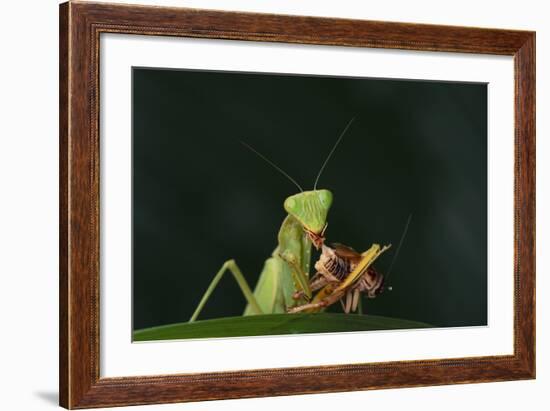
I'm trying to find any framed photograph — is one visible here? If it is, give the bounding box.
[59,1,535,408]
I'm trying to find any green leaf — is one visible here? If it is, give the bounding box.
[133,313,431,341]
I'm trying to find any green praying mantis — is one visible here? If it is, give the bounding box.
[189,118,404,322]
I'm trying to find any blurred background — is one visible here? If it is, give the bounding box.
[132,67,487,330]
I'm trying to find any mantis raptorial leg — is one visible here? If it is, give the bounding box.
[279,249,311,300]
[189,260,263,322]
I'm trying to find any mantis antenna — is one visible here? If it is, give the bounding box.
[313,117,356,190]
[385,213,413,280]
[241,141,304,192]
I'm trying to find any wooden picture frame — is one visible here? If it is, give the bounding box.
[59,1,535,408]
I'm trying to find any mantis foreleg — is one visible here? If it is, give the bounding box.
[277,215,313,300]
[189,259,263,322]
[279,251,312,300]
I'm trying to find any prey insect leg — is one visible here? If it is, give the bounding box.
[287,289,345,313]
[344,291,353,313]
[351,288,361,313]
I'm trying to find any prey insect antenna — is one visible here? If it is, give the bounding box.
[313,117,355,190]
[386,213,413,280]
[240,141,304,192]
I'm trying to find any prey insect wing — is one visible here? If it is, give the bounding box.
[331,243,363,261]
[335,244,391,292]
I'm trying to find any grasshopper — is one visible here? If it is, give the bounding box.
[288,213,411,314]
[287,243,392,314]
[189,118,398,322]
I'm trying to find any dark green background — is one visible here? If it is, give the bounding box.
[132,67,487,331]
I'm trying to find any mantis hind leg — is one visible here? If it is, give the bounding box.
[189,259,263,322]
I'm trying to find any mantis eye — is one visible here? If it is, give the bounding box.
[284,197,296,212]
[317,190,333,208]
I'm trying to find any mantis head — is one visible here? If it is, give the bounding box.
[284,189,332,249]
[241,117,355,249]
